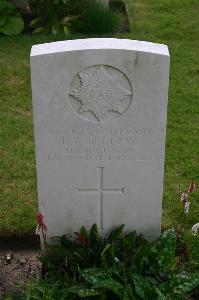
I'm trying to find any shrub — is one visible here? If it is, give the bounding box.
[0,0,24,36]
[71,0,122,34]
[28,0,74,35]
[21,224,199,299]
[28,0,122,35]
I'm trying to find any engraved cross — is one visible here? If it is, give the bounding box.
[77,167,124,230]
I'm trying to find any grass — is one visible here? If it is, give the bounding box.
[124,0,199,269]
[0,0,198,267]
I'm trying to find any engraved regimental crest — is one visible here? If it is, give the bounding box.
[69,65,133,122]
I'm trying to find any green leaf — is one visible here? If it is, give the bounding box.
[129,273,152,299]
[149,229,177,275]
[123,231,137,248]
[29,17,41,28]
[0,15,7,27]
[63,25,70,36]
[107,225,125,242]
[67,285,103,297]
[60,234,74,248]
[0,1,7,11]
[153,286,167,300]
[61,15,79,24]
[81,268,111,284]
[52,23,61,35]
[89,223,100,244]
[101,244,116,265]
[93,278,126,299]
[123,289,134,300]
[32,27,44,34]
[160,272,199,297]
[80,226,89,240]
[0,1,15,11]
[0,16,24,36]
[46,245,69,263]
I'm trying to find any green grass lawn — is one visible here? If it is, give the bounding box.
[0,0,198,268]
[124,0,199,269]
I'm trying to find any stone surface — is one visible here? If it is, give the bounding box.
[30,38,170,240]
[100,0,109,7]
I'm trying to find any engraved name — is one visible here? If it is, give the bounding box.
[39,127,160,162]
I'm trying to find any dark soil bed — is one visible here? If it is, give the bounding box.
[0,236,40,298]
[0,249,41,298]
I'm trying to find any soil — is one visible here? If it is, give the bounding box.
[0,250,41,299]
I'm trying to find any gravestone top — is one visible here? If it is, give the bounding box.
[31,38,169,57]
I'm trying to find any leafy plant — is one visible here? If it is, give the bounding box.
[71,0,122,34]
[28,0,78,35]
[28,0,122,35]
[21,224,199,299]
[21,276,66,300]
[0,0,24,35]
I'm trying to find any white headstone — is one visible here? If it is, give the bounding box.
[30,38,169,240]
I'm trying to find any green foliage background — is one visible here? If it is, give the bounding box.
[0,0,24,35]
[29,0,122,35]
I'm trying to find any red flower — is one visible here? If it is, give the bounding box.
[74,232,90,246]
[36,212,47,231]
[188,181,196,194]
